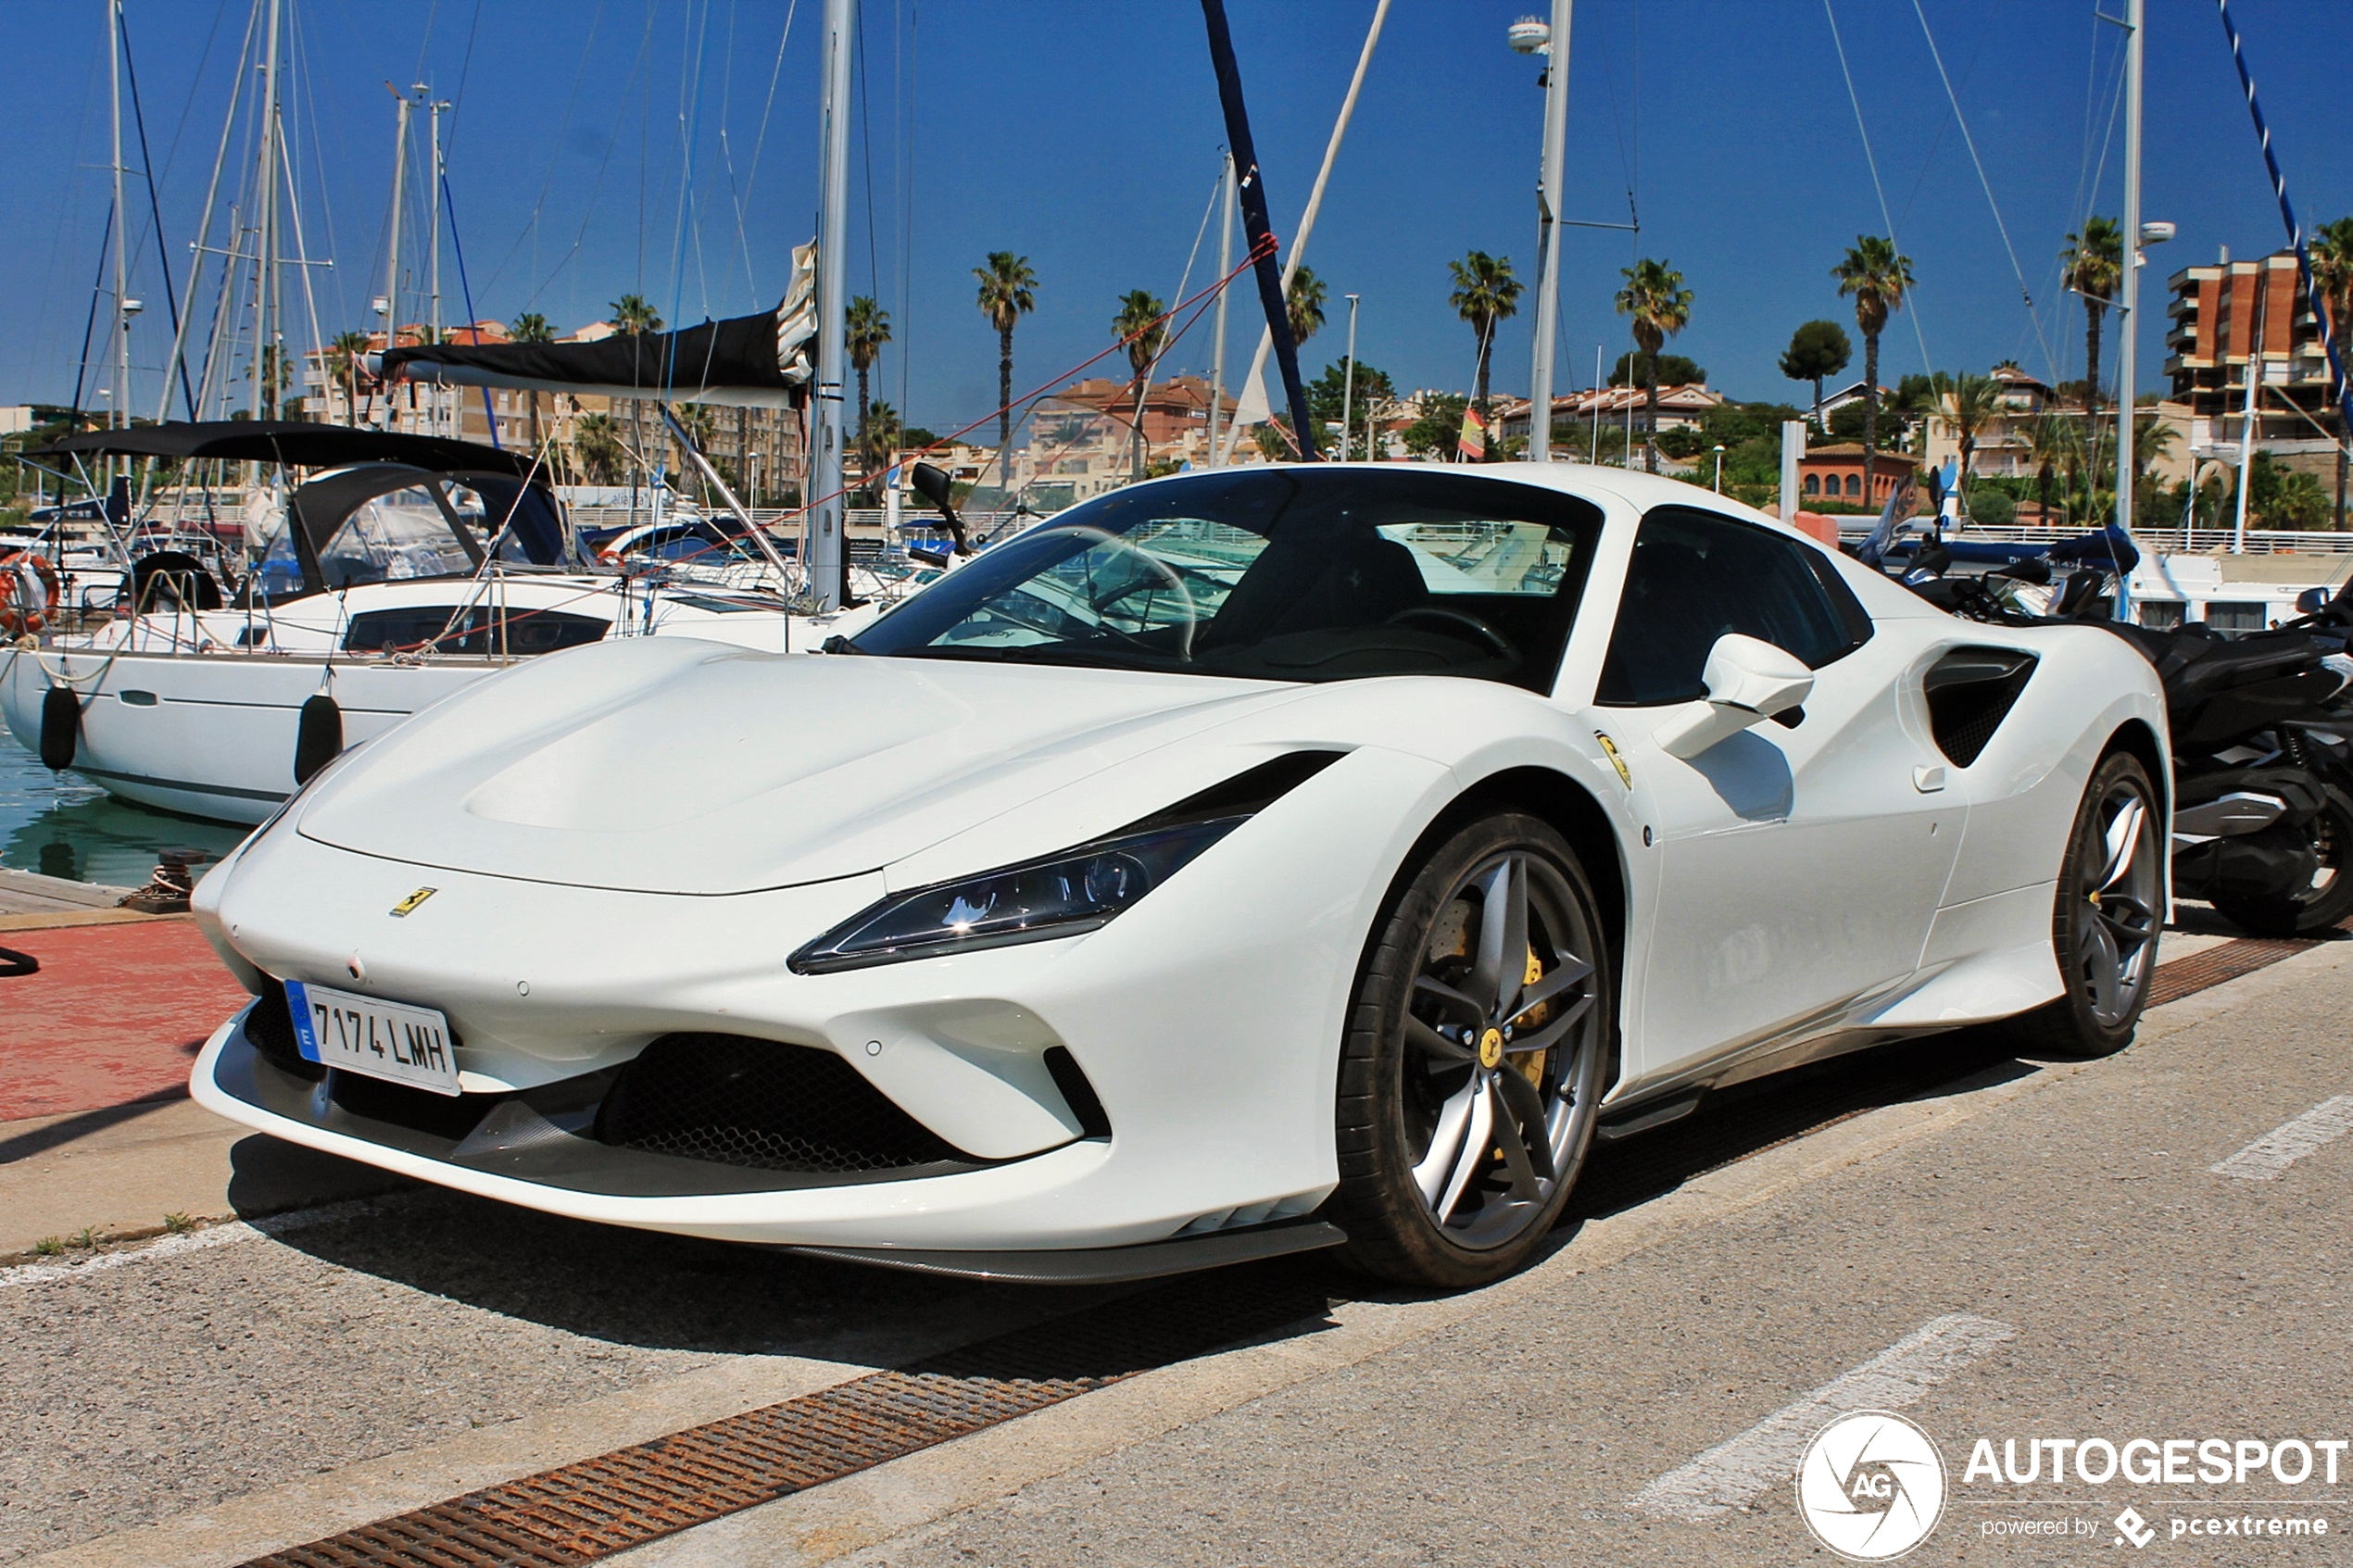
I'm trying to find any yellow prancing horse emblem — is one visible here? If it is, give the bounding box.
[389,887,439,918]
[1594,730,1632,787]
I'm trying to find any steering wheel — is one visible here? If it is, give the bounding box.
[1384,604,1516,660]
[1065,526,1197,660]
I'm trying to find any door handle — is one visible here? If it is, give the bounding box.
[1913,765,1947,793]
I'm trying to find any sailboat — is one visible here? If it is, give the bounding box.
[0,0,957,828]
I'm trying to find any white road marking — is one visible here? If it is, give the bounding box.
[0,1196,398,1290]
[2210,1096,2353,1181]
[1630,1312,2017,1522]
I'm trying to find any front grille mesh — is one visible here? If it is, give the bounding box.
[595,1033,970,1174]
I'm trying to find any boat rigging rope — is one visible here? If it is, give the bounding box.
[2215,0,2353,455]
[1909,0,2056,378]
[1820,0,1934,377]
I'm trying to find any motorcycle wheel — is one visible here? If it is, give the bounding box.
[2211,785,2353,937]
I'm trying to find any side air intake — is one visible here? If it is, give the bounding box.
[1922,647,2037,768]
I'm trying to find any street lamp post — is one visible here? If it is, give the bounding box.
[1515,7,1571,460]
[1340,294,1360,462]
[1712,443,1726,493]
[1512,5,1572,461]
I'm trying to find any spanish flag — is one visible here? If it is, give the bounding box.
[1456,404,1487,461]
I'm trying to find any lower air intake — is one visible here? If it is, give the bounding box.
[596,1033,972,1175]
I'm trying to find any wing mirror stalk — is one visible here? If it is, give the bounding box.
[909,461,973,557]
[1656,633,1816,760]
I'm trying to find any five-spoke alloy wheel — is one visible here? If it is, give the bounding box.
[1332,811,1611,1287]
[2014,752,2162,1058]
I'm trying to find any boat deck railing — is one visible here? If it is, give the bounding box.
[1836,521,2353,557]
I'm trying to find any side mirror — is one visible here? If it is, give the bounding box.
[909,461,971,556]
[1656,633,1816,759]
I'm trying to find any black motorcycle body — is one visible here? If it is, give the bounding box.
[1860,524,2353,935]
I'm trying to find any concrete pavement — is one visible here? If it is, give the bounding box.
[0,925,2340,1566]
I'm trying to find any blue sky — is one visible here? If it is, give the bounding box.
[3,0,2347,435]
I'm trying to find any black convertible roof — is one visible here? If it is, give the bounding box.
[38,420,538,477]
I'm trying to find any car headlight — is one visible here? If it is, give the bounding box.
[788,816,1246,973]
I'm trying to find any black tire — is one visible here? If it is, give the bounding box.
[1329,811,1613,1288]
[2010,753,2163,1059]
[2211,785,2353,937]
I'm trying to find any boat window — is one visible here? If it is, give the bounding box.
[302,487,472,587]
[2203,600,2268,638]
[343,606,610,656]
[851,468,1602,691]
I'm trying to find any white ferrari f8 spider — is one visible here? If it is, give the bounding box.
[190,465,2168,1287]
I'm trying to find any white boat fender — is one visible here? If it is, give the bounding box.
[38,684,79,771]
[294,694,344,785]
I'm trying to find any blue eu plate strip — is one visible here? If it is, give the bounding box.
[283,980,322,1063]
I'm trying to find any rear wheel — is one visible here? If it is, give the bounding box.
[2211,786,2353,937]
[1330,812,1612,1288]
[2011,753,2162,1058]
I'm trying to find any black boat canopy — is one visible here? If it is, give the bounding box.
[39,420,538,478]
[379,244,817,409]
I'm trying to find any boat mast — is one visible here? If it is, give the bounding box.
[380,87,412,426]
[1207,152,1234,467]
[1527,0,1572,462]
[2112,0,2144,611]
[251,0,282,423]
[809,0,853,611]
[107,0,130,477]
[429,92,447,433]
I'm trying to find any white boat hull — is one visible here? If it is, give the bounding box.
[0,644,500,823]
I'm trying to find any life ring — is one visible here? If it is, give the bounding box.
[0,551,60,637]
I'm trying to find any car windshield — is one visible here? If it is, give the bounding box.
[852,469,1602,689]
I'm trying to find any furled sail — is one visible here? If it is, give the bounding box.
[378,243,818,409]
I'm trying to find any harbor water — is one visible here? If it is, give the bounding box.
[0,733,248,889]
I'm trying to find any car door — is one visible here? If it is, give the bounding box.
[1596,506,1962,1085]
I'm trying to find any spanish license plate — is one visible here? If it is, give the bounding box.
[284,980,461,1096]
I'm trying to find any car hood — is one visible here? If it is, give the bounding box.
[296,638,1306,894]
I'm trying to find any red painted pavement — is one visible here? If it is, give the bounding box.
[0,922,252,1123]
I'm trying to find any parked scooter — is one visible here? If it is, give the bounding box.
[1856,519,2353,936]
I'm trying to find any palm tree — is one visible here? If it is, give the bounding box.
[1287,268,1327,349]
[1832,236,1916,463]
[609,295,663,500]
[846,295,891,442]
[2308,216,2353,527]
[1448,251,1521,458]
[1113,289,1169,481]
[609,294,663,336]
[2028,413,2080,526]
[672,401,718,497]
[2060,217,2123,482]
[509,312,553,450]
[1614,258,1694,474]
[572,412,625,484]
[325,331,375,427]
[1936,371,2000,517]
[975,252,1038,492]
[860,399,904,488]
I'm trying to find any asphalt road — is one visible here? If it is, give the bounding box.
[7,933,2350,1568]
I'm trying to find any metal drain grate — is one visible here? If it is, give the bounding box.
[2145,932,2336,1009]
[244,1270,1340,1568]
[243,927,2344,1568]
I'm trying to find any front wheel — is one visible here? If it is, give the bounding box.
[1329,811,1613,1288]
[2011,753,2162,1059]
[2211,785,2353,937]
